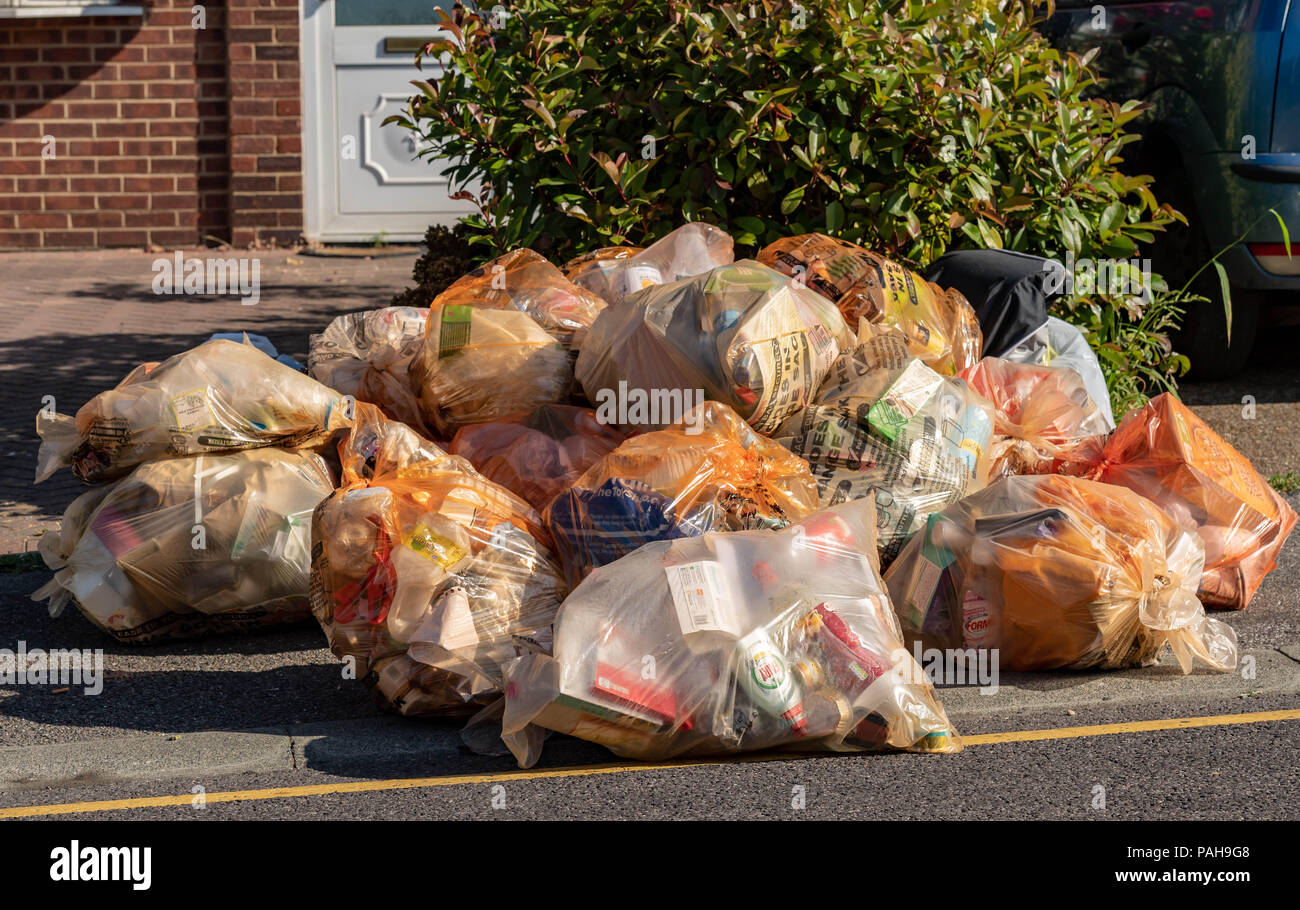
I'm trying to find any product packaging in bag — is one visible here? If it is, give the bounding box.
[36,338,351,484]
[448,404,627,511]
[777,323,994,563]
[32,447,335,644]
[884,473,1239,672]
[309,404,566,716]
[429,248,607,351]
[308,306,431,434]
[959,357,1109,478]
[1088,393,1296,610]
[544,401,820,585]
[575,260,853,435]
[497,496,959,767]
[758,233,982,375]
[566,223,734,303]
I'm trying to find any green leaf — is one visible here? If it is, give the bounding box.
[780,184,806,215]
[1212,260,1232,346]
[825,201,845,233]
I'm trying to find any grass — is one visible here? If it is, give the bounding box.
[1268,471,1300,494]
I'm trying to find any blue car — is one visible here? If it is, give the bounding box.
[1044,0,1300,376]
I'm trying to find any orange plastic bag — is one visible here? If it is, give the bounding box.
[758,233,982,375]
[447,404,627,511]
[959,357,1109,479]
[884,474,1239,672]
[543,401,820,585]
[309,404,566,716]
[1089,393,1296,610]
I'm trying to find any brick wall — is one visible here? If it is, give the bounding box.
[0,0,303,250]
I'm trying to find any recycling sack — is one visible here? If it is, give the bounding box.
[448,404,627,512]
[498,497,960,767]
[308,306,431,434]
[429,248,607,351]
[1003,316,1116,430]
[309,405,566,716]
[758,233,982,375]
[884,474,1239,672]
[777,324,994,563]
[32,448,335,644]
[566,223,734,303]
[1089,393,1297,610]
[959,357,1109,478]
[575,260,853,435]
[544,401,821,585]
[410,302,574,437]
[35,338,350,484]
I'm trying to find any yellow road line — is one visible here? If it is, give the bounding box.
[4,707,1298,819]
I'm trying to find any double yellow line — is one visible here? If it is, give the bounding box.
[4,707,1298,819]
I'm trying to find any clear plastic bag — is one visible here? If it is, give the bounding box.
[777,324,994,563]
[308,306,431,434]
[35,338,351,485]
[884,473,1239,672]
[1002,316,1116,430]
[429,249,607,351]
[959,357,1109,479]
[309,404,566,716]
[31,447,335,644]
[1089,392,1297,610]
[544,401,821,585]
[448,404,627,511]
[566,223,734,303]
[498,496,959,767]
[575,260,853,435]
[758,233,982,375]
[409,302,574,437]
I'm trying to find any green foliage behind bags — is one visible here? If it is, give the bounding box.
[390,0,1187,416]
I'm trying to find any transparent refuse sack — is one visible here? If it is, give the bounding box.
[1089,393,1297,611]
[565,223,734,303]
[959,357,1109,479]
[776,324,995,563]
[447,404,627,512]
[575,260,853,435]
[35,338,351,485]
[428,248,607,351]
[757,233,982,375]
[32,447,335,644]
[544,401,821,586]
[308,306,431,435]
[309,404,566,716]
[884,474,1239,673]
[498,496,960,767]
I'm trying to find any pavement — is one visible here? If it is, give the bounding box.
[1,248,1299,821]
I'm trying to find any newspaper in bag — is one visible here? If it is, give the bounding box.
[309,404,566,716]
[776,323,994,563]
[498,496,959,767]
[758,233,982,375]
[32,447,334,644]
[884,473,1239,672]
[575,260,853,435]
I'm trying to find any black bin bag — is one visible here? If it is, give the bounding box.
[923,250,1056,358]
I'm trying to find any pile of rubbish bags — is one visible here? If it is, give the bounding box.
[31,224,1295,769]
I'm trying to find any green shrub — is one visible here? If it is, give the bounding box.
[391,0,1187,416]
